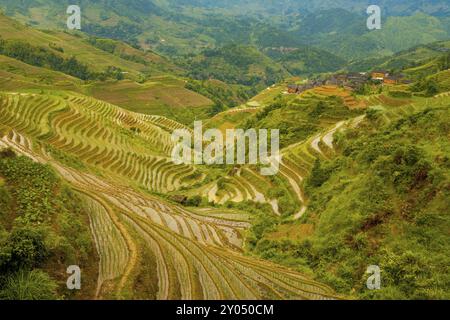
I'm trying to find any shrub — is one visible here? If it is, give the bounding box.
[306,159,332,188]
[0,270,58,300]
[186,195,202,207]
[0,148,16,159]
[0,226,49,272]
[366,108,381,121]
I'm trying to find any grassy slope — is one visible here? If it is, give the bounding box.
[0,14,216,123]
[246,91,450,300]
[0,54,83,91]
[0,152,98,299]
[177,45,290,89]
[0,12,177,79]
[347,40,450,73]
[85,76,213,124]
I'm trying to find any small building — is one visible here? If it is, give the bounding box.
[287,84,299,94]
[383,76,398,85]
[326,77,340,86]
[371,70,389,81]
[400,78,414,85]
[336,74,348,82]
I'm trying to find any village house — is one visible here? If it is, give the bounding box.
[324,73,368,90]
[371,70,389,81]
[383,73,413,85]
[383,75,399,85]
[347,72,369,89]
[287,84,299,94]
[325,76,340,86]
[286,82,317,94]
[286,70,410,95]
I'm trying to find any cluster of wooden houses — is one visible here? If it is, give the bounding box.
[287,71,412,94]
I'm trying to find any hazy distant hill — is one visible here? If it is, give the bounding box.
[177,45,290,88]
[265,46,348,75]
[347,40,450,73]
[0,0,448,60]
[161,0,450,17]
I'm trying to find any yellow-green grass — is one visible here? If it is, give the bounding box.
[0,13,174,80]
[0,54,85,92]
[85,76,213,123]
[204,108,258,131]
[432,69,450,92]
[266,223,315,241]
[0,54,214,124]
[249,82,287,106]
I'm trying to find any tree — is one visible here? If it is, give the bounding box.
[209,101,225,116]
[307,159,331,188]
[186,195,202,207]
[425,80,439,97]
[0,226,48,272]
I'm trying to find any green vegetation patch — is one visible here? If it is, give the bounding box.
[0,151,96,300]
[247,105,450,299]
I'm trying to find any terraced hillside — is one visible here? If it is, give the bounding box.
[0,0,448,302]
[1,74,448,300]
[196,87,365,215]
[0,13,218,123]
[199,82,448,222]
[278,94,437,219]
[0,92,198,193]
[0,89,338,299]
[249,93,450,300]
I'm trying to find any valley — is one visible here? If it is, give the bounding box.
[0,1,449,301]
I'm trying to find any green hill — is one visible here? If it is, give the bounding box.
[0,13,217,122]
[294,11,450,61]
[0,12,178,80]
[177,45,290,89]
[265,46,347,76]
[1,1,449,61]
[347,40,450,73]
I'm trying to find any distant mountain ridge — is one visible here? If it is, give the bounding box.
[0,0,448,60]
[166,0,450,16]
